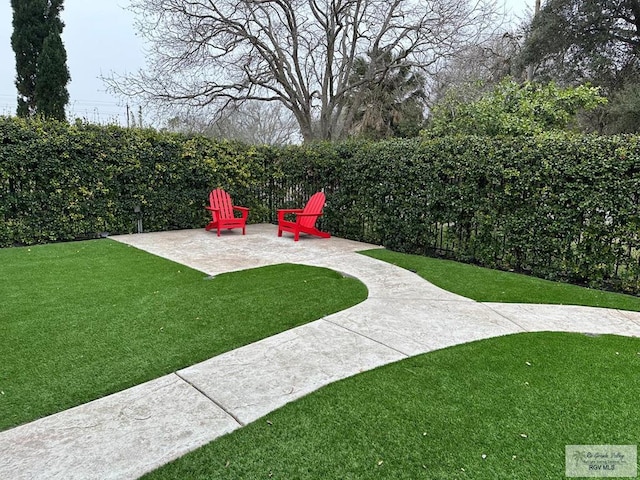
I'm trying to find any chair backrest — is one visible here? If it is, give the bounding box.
[209,189,234,219]
[300,192,326,228]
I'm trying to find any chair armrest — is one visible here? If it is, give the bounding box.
[278,208,304,223]
[277,208,304,214]
[291,212,323,217]
[233,206,250,212]
[205,206,220,212]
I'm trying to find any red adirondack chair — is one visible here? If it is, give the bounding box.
[205,189,249,236]
[277,191,331,241]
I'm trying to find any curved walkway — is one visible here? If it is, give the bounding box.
[2,224,640,479]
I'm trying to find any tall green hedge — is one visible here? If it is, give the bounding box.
[327,135,640,294]
[1,116,639,294]
[0,117,267,245]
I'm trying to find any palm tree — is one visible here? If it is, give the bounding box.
[345,50,427,139]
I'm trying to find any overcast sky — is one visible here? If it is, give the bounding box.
[0,0,531,126]
[0,1,146,125]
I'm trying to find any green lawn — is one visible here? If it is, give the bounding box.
[144,332,640,479]
[362,249,640,311]
[0,239,367,431]
[4,241,640,478]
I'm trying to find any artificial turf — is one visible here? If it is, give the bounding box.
[0,239,367,431]
[143,332,640,479]
[5,241,640,478]
[361,249,640,311]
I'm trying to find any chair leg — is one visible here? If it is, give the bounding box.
[278,229,282,237]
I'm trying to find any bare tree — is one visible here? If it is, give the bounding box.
[213,102,301,144]
[427,28,526,108]
[165,101,300,144]
[108,0,501,142]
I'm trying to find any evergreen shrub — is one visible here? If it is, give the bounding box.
[1,117,639,294]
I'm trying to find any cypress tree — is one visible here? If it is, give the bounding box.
[35,31,70,120]
[11,0,70,120]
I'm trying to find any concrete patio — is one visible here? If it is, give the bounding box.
[2,224,640,479]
